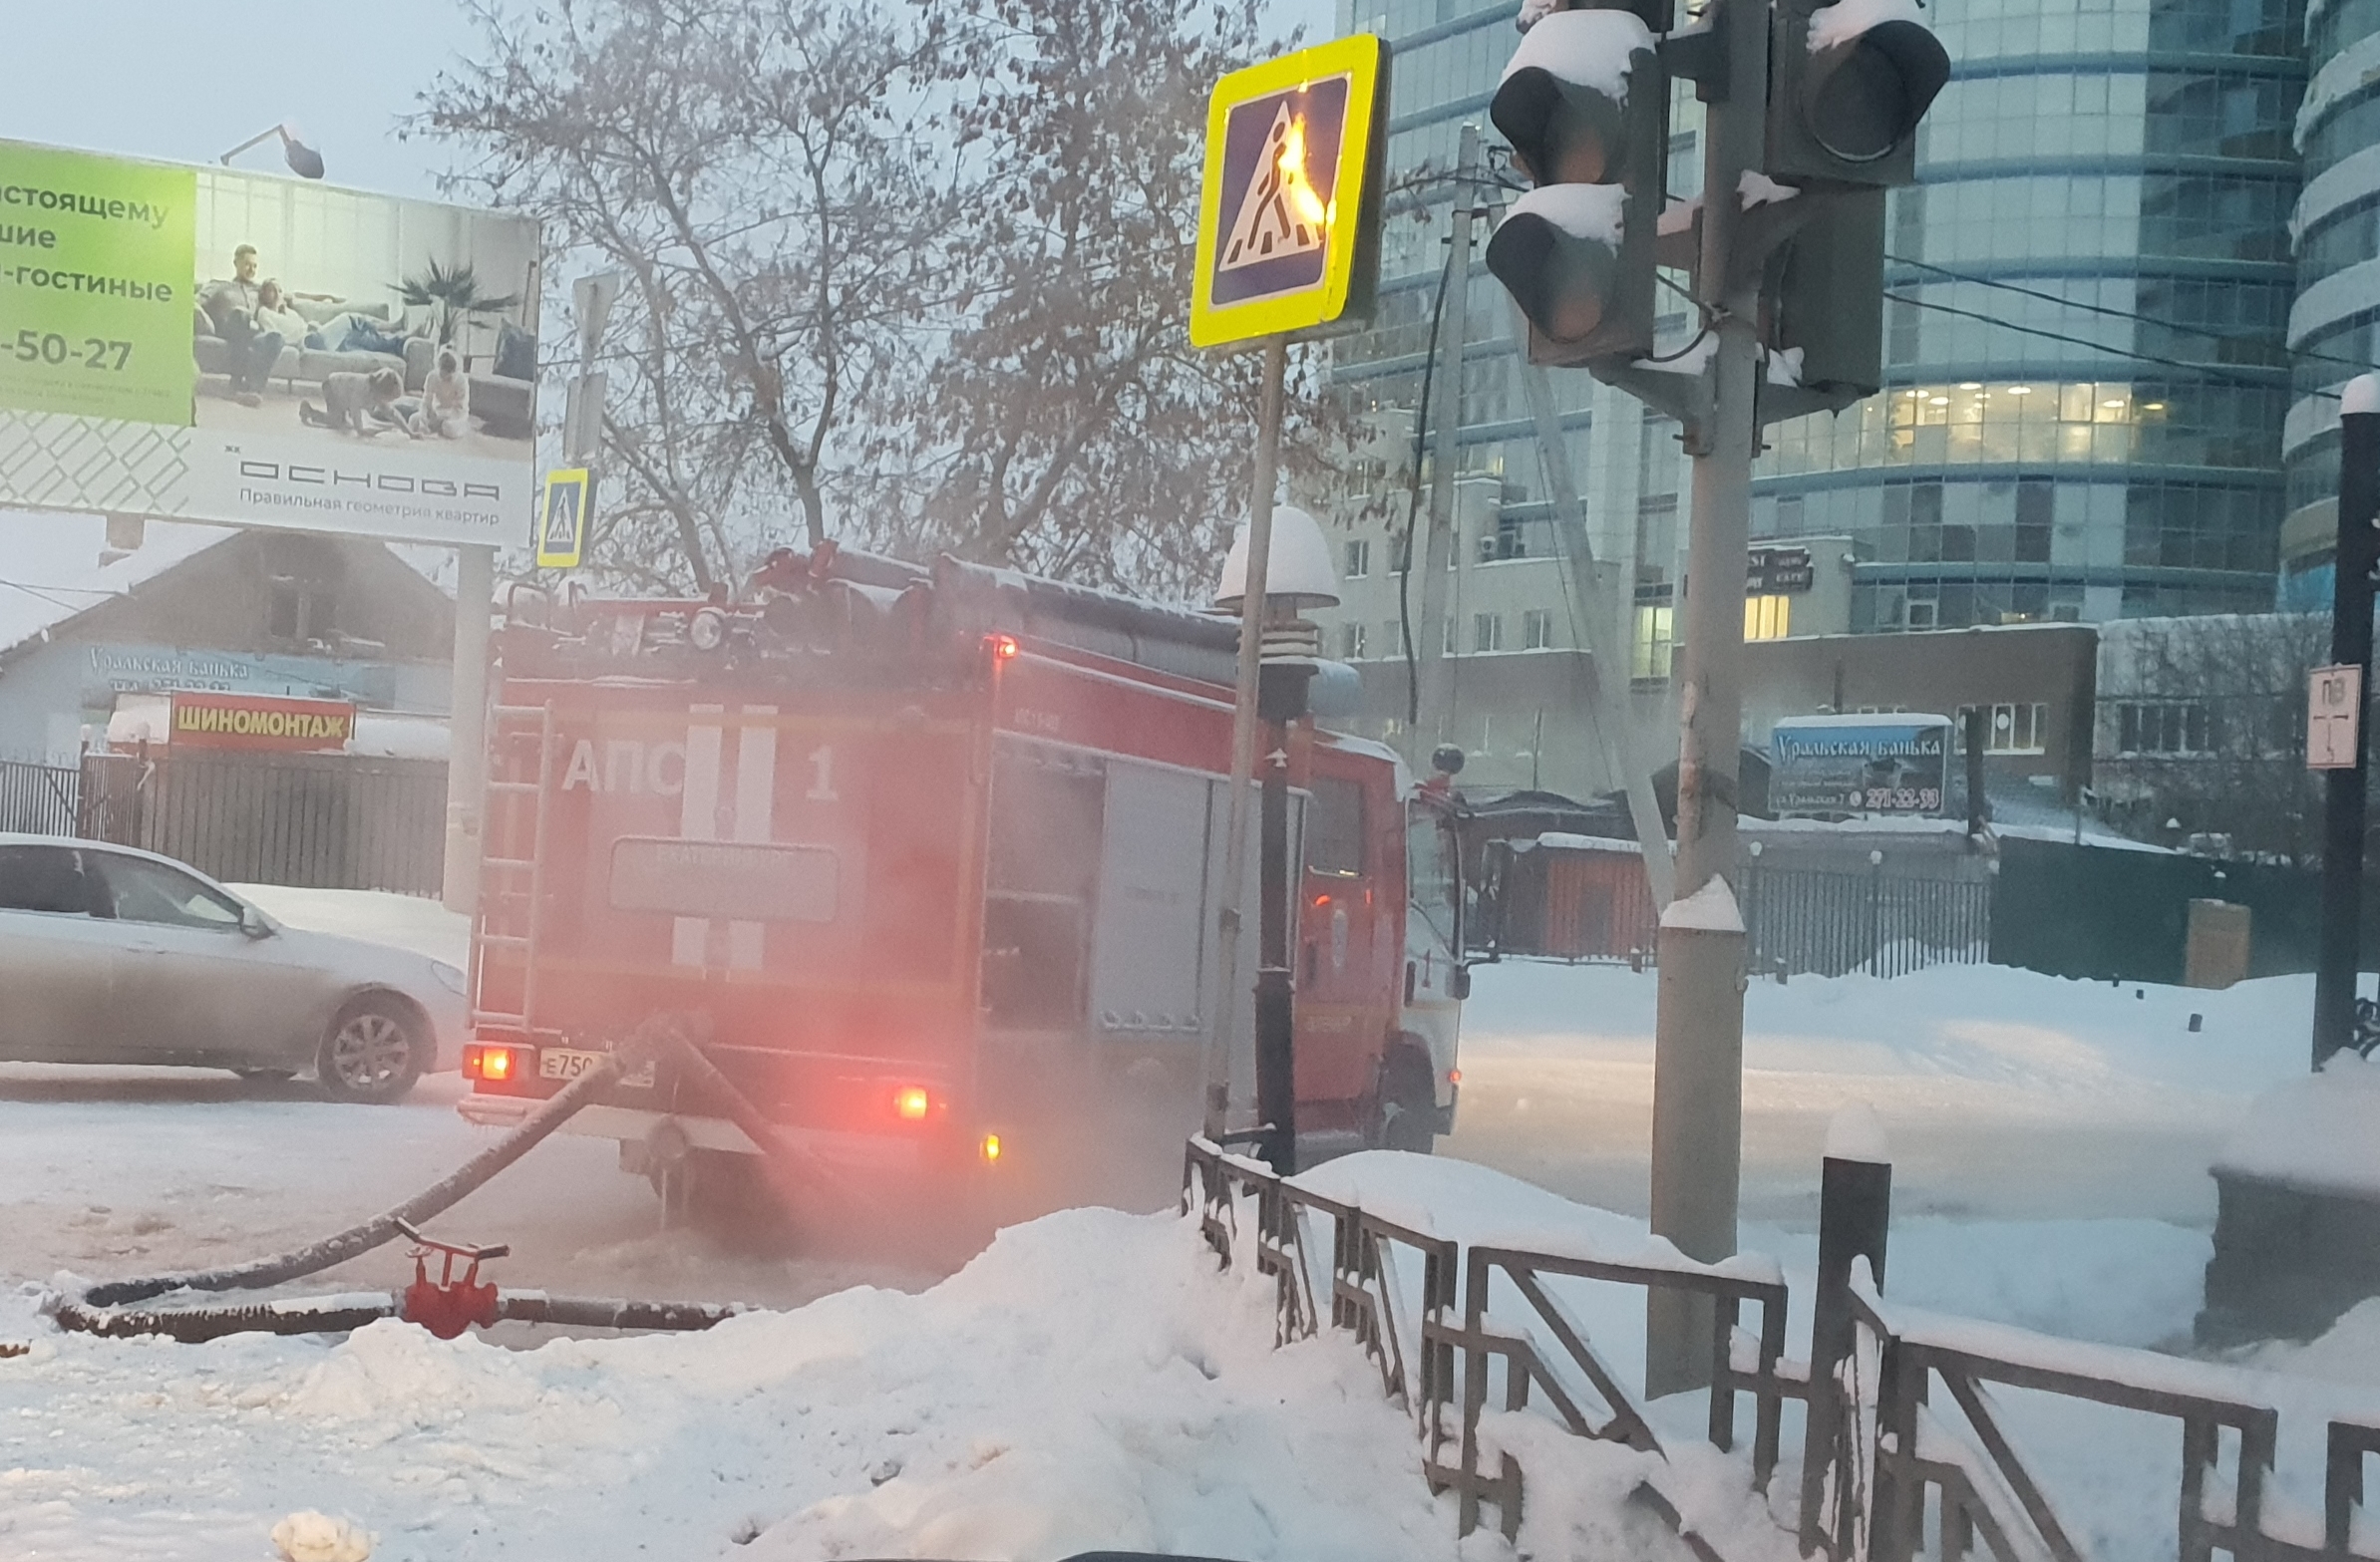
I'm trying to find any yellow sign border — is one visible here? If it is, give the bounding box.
[536,468,591,569]
[1190,34,1387,350]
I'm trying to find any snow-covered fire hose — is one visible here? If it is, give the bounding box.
[48,1016,847,1345]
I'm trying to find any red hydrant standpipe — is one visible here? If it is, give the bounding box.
[47,1018,796,1345]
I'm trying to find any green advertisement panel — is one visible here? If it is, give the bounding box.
[0,141,197,426]
[0,138,540,547]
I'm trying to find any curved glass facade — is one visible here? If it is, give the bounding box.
[1752,0,2304,630]
[2281,0,2380,607]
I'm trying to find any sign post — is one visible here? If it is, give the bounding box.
[1190,36,1387,1150]
[2315,376,2380,1065]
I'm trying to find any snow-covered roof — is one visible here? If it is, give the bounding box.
[0,511,241,662]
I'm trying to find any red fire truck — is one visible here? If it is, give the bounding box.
[456,543,1468,1224]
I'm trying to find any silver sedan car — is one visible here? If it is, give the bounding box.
[0,834,465,1102]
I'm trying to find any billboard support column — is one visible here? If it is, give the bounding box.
[444,543,495,915]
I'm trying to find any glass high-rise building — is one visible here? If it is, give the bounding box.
[1752,0,2305,630]
[2279,0,2380,606]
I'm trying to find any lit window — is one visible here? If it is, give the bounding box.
[1630,604,1674,682]
[1744,593,1792,641]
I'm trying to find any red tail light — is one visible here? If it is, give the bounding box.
[465,1044,519,1083]
[892,1086,931,1121]
[989,634,1021,661]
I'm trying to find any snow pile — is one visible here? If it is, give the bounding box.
[1501,6,1653,95]
[1508,183,1629,247]
[1807,0,1931,52]
[272,1511,374,1562]
[0,1208,1456,1562]
[2212,1053,2380,1197]
[1659,875,1743,933]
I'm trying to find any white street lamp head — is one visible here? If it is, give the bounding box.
[1214,504,1340,611]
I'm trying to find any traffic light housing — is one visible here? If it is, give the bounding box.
[1767,0,1950,185]
[1760,186,1885,416]
[1487,7,1667,366]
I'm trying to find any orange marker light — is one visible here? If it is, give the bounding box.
[482,1048,514,1083]
[893,1086,931,1121]
[1448,1069,1462,1086]
[980,1133,1003,1164]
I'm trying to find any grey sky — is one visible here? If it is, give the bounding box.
[0,1,1334,206]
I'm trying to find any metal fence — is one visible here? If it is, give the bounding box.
[1742,863,1994,979]
[1190,1135,2380,1562]
[1482,844,1994,980]
[80,750,448,896]
[0,758,80,836]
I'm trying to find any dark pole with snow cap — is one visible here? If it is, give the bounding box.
[2314,373,2380,1067]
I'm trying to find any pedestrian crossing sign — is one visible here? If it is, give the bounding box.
[1190,35,1389,349]
[536,468,590,569]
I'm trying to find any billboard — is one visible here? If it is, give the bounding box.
[0,138,539,547]
[1770,715,1952,817]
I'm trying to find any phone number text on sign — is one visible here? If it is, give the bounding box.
[8,328,133,371]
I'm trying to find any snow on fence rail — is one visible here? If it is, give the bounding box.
[1186,1137,2380,1562]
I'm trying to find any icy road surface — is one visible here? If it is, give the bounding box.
[1449,957,2310,1227]
[0,888,2296,1316]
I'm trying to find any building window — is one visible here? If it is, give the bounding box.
[1442,617,1457,656]
[1340,622,1368,660]
[1744,593,1792,641]
[2116,702,2213,755]
[1631,602,1674,682]
[1473,612,1504,654]
[1523,608,1554,649]
[1344,538,1371,579]
[1382,621,1403,657]
[1955,703,2052,756]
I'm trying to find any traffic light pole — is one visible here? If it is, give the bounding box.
[1644,0,1766,1397]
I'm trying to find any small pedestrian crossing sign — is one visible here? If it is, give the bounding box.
[536,468,590,569]
[1191,35,1388,349]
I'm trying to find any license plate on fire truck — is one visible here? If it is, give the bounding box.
[538,1048,657,1088]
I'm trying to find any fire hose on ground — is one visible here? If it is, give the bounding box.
[46,1018,850,1346]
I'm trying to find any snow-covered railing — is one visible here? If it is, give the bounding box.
[1186,1136,1460,1459]
[1184,1137,1797,1547]
[1810,1247,2380,1562]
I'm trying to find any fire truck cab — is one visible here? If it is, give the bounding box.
[457,545,1468,1222]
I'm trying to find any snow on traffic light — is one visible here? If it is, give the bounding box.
[1486,7,1665,366]
[1767,0,1950,185]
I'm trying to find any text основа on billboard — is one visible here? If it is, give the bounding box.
[0,139,539,547]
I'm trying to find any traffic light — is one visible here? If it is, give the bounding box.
[1760,187,1885,415]
[1766,0,1950,185]
[1486,7,1666,366]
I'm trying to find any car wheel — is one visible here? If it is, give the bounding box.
[316,998,426,1104]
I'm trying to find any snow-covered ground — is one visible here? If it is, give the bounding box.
[0,890,2352,1560]
[1450,957,2309,1227]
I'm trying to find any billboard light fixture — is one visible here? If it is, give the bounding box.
[219,123,325,180]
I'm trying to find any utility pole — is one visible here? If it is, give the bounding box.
[2314,373,2380,1066]
[1642,0,1766,1397]
[1411,124,1483,758]
[1510,300,1677,907]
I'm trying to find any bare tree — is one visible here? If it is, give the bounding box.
[859,0,1352,599]
[2095,612,2329,862]
[421,0,951,590]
